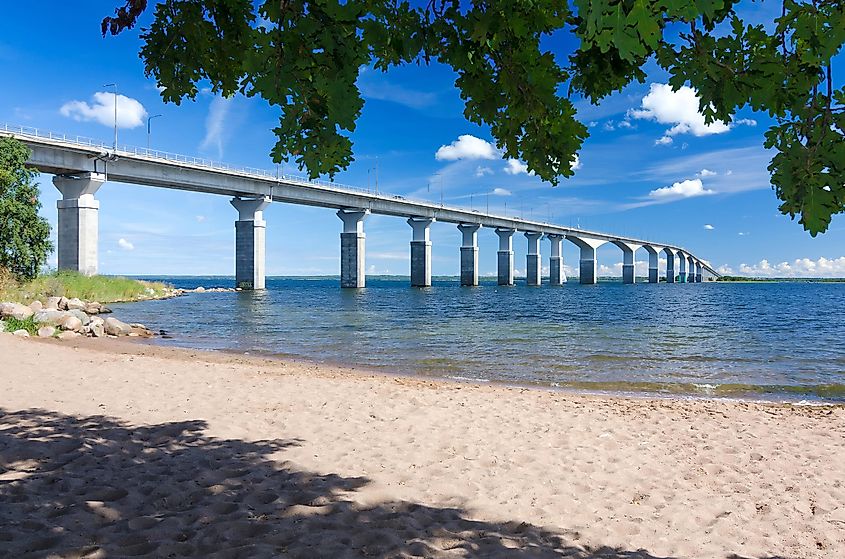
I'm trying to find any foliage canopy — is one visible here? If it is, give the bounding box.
[104,0,845,235]
[0,137,52,281]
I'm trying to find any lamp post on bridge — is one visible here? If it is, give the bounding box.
[146,114,162,150]
[103,83,118,150]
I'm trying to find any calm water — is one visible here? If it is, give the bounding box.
[110,277,845,402]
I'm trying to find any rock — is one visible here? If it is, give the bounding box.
[37,326,56,338]
[58,331,81,340]
[33,309,68,325]
[12,329,30,338]
[104,317,132,336]
[195,286,206,293]
[66,297,86,311]
[1,302,34,320]
[0,321,6,333]
[57,296,69,311]
[750,452,764,461]
[99,306,113,314]
[29,300,43,312]
[45,296,62,310]
[67,309,91,326]
[129,326,154,338]
[87,317,105,338]
[59,315,83,332]
[85,302,102,315]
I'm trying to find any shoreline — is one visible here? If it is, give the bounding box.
[2,333,844,557]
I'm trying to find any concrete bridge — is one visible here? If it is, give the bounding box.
[3,124,720,288]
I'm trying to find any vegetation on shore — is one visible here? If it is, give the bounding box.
[0,268,171,305]
[716,276,845,283]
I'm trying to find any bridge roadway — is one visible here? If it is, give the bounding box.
[2,124,719,288]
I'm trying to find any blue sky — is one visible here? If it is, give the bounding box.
[1,2,844,278]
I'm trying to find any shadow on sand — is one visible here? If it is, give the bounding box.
[0,408,784,558]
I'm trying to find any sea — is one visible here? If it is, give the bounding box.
[109,276,845,403]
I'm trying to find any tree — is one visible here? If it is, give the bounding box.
[103,0,844,235]
[0,137,53,281]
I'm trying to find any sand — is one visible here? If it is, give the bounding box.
[1,334,843,558]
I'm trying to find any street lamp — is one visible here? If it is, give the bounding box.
[103,83,118,150]
[147,114,162,150]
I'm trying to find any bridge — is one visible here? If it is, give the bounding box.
[2,124,720,289]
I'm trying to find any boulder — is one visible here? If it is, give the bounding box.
[58,315,83,332]
[85,302,102,315]
[1,302,34,320]
[12,329,30,338]
[29,300,43,312]
[87,317,105,338]
[57,297,69,310]
[37,326,56,338]
[67,309,91,325]
[33,309,68,325]
[99,306,113,314]
[66,298,86,311]
[0,321,6,333]
[58,331,81,340]
[45,296,62,310]
[104,317,132,336]
[129,326,154,338]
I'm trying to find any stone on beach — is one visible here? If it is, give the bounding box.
[12,329,29,337]
[37,326,56,338]
[85,302,102,315]
[86,317,105,338]
[59,315,83,332]
[104,317,132,337]
[45,296,62,310]
[57,331,81,340]
[33,309,68,325]
[65,297,86,311]
[1,302,34,320]
[0,321,5,333]
[67,309,91,325]
[29,300,43,312]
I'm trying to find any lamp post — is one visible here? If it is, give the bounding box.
[147,114,162,150]
[103,83,117,150]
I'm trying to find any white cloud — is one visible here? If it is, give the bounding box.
[118,238,134,251]
[735,257,845,278]
[738,231,749,236]
[655,136,673,146]
[475,166,493,178]
[503,159,529,175]
[60,92,147,129]
[435,135,498,161]
[199,96,233,158]
[698,169,717,177]
[648,178,715,200]
[704,224,715,230]
[195,215,207,223]
[603,121,615,131]
[571,154,582,171]
[492,187,512,196]
[617,120,633,129]
[629,83,730,142]
[735,118,757,127]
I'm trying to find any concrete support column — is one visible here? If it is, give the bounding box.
[613,241,641,284]
[646,247,659,283]
[665,250,676,283]
[688,256,696,283]
[408,217,434,287]
[524,232,543,286]
[231,196,271,289]
[458,223,480,287]
[695,262,703,283]
[495,228,515,286]
[547,234,565,285]
[678,253,687,283]
[53,172,105,276]
[337,209,369,288]
[567,236,606,285]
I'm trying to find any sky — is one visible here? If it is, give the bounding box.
[1,2,843,279]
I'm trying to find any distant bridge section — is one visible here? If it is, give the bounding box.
[3,124,720,288]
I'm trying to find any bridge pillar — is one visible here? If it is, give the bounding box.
[408,217,434,287]
[525,232,543,286]
[567,236,606,285]
[678,252,687,283]
[665,250,676,283]
[231,196,270,289]
[495,228,515,286]
[695,261,703,283]
[337,209,368,288]
[688,255,696,283]
[547,234,565,285]
[612,241,641,284]
[644,246,660,283]
[458,223,480,286]
[53,172,105,276]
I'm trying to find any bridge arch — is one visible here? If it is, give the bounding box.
[565,234,607,284]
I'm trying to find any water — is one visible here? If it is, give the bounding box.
[110,277,845,402]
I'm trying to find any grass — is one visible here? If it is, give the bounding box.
[1,315,39,335]
[0,268,172,305]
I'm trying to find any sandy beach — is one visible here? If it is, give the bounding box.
[1,334,843,558]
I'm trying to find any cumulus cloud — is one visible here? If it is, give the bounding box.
[503,159,529,175]
[571,154,582,171]
[648,178,715,200]
[655,136,673,146]
[60,92,147,128]
[492,187,512,196]
[630,83,729,138]
[735,118,757,127]
[733,257,845,278]
[195,215,207,223]
[435,135,498,161]
[475,166,493,178]
[704,224,715,230]
[698,169,717,177]
[118,238,134,251]
[200,96,233,158]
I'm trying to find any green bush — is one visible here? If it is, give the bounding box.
[0,268,171,304]
[2,315,39,335]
